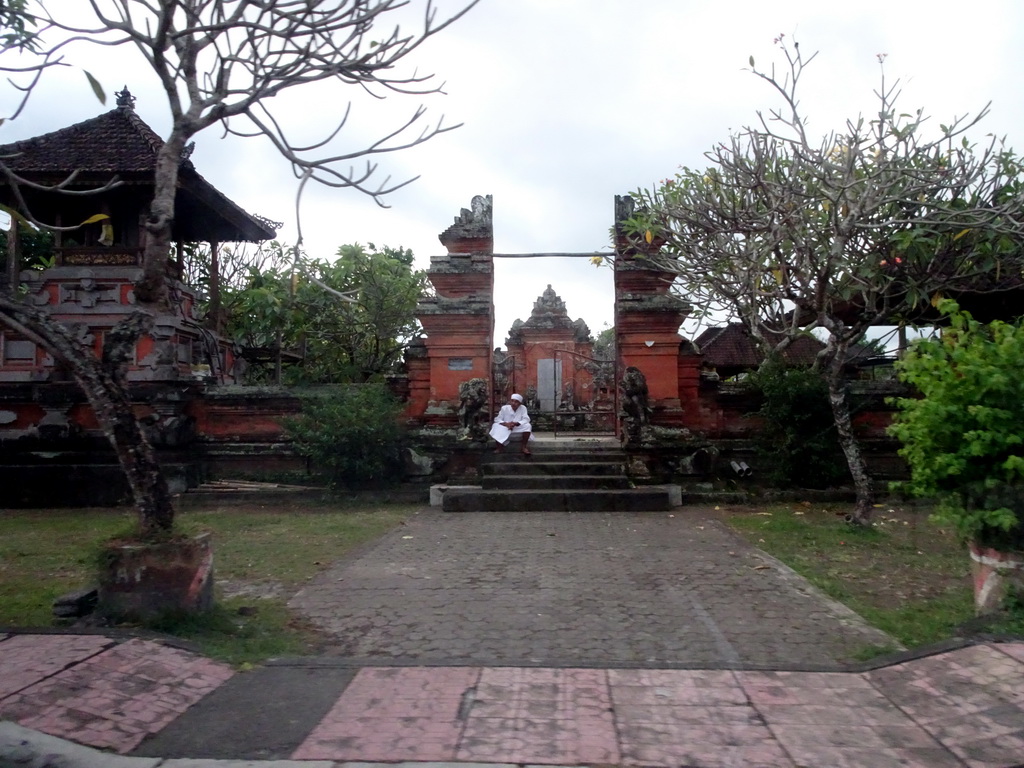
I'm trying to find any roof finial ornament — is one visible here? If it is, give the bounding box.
[115,86,136,110]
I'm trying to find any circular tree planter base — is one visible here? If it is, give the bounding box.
[97,532,214,622]
[970,541,1024,615]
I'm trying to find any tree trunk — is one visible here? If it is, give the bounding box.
[4,221,18,290]
[135,137,187,308]
[824,351,873,525]
[0,296,175,537]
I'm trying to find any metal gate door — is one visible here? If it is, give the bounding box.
[537,358,562,412]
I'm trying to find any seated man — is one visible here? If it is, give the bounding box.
[490,393,533,455]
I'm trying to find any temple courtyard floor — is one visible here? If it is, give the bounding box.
[2,509,1023,767]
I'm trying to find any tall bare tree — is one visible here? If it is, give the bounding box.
[0,0,478,536]
[34,0,479,306]
[623,41,1024,524]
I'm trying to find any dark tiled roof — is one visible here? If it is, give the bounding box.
[695,324,824,369]
[0,105,170,175]
[0,105,276,242]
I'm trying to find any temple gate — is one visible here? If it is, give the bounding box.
[498,284,614,433]
[405,194,705,438]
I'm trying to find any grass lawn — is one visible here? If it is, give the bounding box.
[0,498,417,665]
[717,501,993,656]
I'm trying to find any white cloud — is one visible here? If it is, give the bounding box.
[6,0,1024,344]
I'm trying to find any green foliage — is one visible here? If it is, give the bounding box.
[891,301,1024,548]
[747,359,850,489]
[285,384,406,487]
[0,0,38,51]
[592,326,615,361]
[219,241,425,384]
[0,223,55,272]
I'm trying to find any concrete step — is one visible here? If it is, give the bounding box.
[483,461,626,477]
[441,486,680,512]
[482,474,633,490]
[487,451,626,463]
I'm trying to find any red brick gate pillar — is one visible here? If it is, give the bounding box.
[407,195,494,427]
[613,195,691,428]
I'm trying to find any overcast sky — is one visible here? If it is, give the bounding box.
[6,0,1024,347]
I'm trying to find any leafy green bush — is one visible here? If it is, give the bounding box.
[0,224,56,272]
[890,301,1024,549]
[219,242,425,385]
[285,384,406,487]
[747,359,850,489]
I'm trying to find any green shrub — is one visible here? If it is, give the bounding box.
[285,384,406,487]
[890,301,1024,549]
[747,359,850,489]
[0,225,56,272]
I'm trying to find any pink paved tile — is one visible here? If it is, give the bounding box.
[297,666,623,765]
[755,703,917,726]
[0,634,113,699]
[458,667,619,765]
[0,637,233,753]
[768,722,949,751]
[291,666,478,762]
[922,704,1024,744]
[457,714,619,764]
[609,670,788,768]
[994,641,1024,665]
[332,664,479,698]
[867,644,1024,724]
[950,730,1024,768]
[610,668,747,706]
[474,667,612,716]
[294,715,465,762]
[774,745,965,768]
[738,669,882,707]
[616,720,794,768]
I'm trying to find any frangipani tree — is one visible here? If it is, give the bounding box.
[623,41,1024,524]
[0,0,477,537]
[29,0,479,307]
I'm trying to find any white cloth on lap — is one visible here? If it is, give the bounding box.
[489,423,536,444]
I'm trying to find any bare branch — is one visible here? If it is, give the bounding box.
[18,0,478,305]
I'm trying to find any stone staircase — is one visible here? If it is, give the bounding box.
[440,436,681,512]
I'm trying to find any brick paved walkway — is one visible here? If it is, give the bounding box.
[289,510,896,667]
[0,633,233,753]
[4,509,1024,766]
[290,646,1024,767]
[2,633,1024,766]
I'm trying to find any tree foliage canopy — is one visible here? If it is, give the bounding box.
[222,241,426,384]
[286,384,406,487]
[747,359,849,490]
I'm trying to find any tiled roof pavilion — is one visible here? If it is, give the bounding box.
[695,324,822,372]
[695,323,879,377]
[0,90,275,244]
